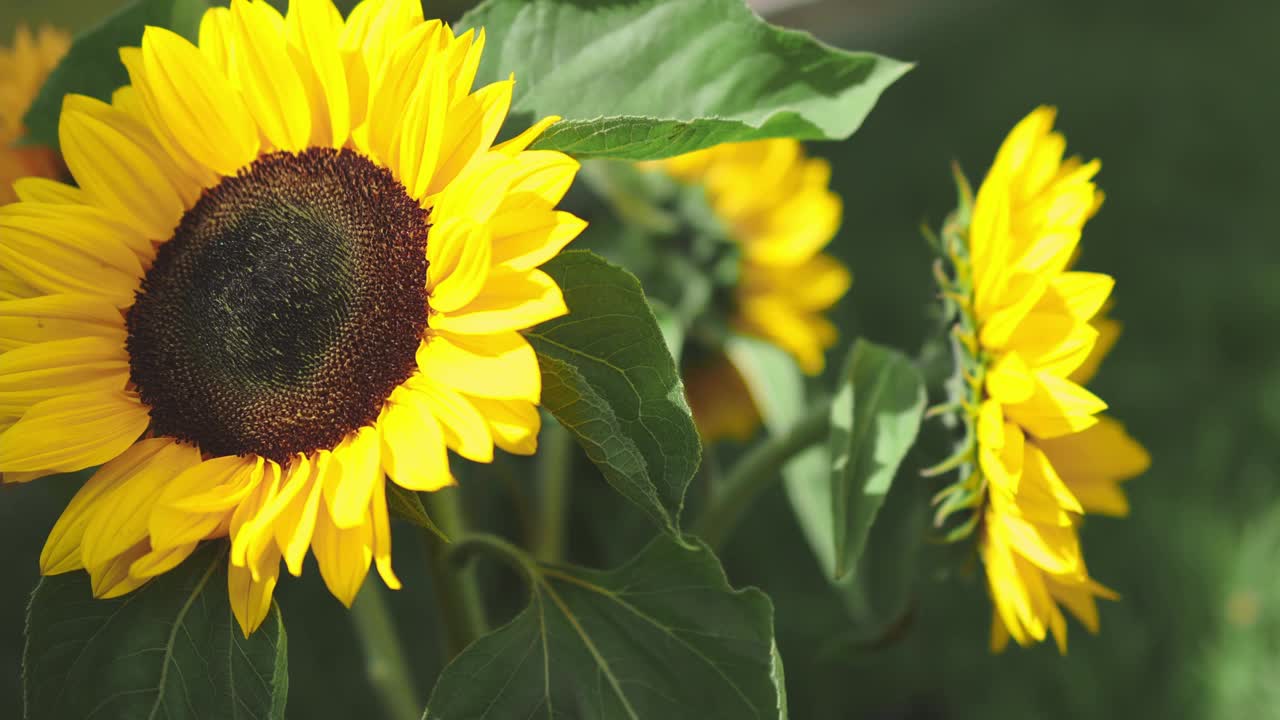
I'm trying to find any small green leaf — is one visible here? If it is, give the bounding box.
[385,481,450,543]
[424,536,784,719]
[829,340,926,580]
[22,0,210,149]
[23,542,288,720]
[527,250,700,536]
[723,335,836,573]
[457,0,910,159]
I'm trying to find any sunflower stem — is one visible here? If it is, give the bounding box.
[350,581,421,720]
[533,419,573,563]
[693,398,833,550]
[420,487,488,659]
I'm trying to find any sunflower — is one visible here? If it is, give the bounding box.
[1,24,70,203]
[0,0,585,635]
[931,107,1148,651]
[652,139,850,440]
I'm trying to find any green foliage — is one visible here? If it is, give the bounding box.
[385,482,449,543]
[528,251,700,537]
[21,0,208,149]
[23,543,288,720]
[457,0,910,160]
[828,341,926,580]
[425,536,783,720]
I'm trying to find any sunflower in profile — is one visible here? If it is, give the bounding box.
[652,139,849,440]
[930,107,1148,651]
[1,24,70,203]
[0,0,585,635]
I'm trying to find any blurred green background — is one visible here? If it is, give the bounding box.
[1,0,1277,718]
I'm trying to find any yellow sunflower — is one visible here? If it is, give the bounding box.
[0,0,585,635]
[654,139,850,440]
[1,24,71,203]
[932,107,1148,651]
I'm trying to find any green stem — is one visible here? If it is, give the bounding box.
[693,398,833,549]
[420,487,487,659]
[350,582,421,720]
[533,420,573,563]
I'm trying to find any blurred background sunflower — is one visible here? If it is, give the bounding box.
[2,0,1277,718]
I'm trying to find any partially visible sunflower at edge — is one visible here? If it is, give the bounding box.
[931,107,1149,651]
[1,24,71,203]
[0,0,585,635]
[653,139,850,440]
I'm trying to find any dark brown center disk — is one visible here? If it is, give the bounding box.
[126,148,429,462]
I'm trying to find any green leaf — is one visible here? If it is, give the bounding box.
[723,335,836,573]
[457,0,910,160]
[23,542,288,720]
[424,536,784,719]
[22,0,209,149]
[385,481,450,543]
[829,340,926,580]
[527,250,700,536]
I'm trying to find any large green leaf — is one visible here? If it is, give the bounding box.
[527,250,699,536]
[424,536,784,719]
[23,543,288,720]
[828,340,926,580]
[22,0,210,149]
[457,0,910,160]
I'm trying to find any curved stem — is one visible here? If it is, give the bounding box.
[420,487,487,659]
[693,398,833,550]
[533,420,573,563]
[350,582,421,720]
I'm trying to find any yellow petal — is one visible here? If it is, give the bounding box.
[0,295,124,351]
[3,201,154,264]
[427,218,492,313]
[12,178,83,204]
[150,455,261,550]
[498,150,581,210]
[416,331,540,402]
[80,438,202,570]
[429,78,514,193]
[363,20,446,165]
[490,207,586,271]
[229,548,280,636]
[228,0,312,151]
[492,115,560,156]
[130,542,198,580]
[270,454,325,576]
[0,204,144,302]
[328,426,382,529]
[432,267,567,335]
[138,26,260,175]
[40,439,173,575]
[465,395,540,455]
[0,391,151,473]
[89,540,151,599]
[370,477,400,589]
[0,336,129,422]
[58,94,186,239]
[1038,272,1114,322]
[403,375,494,462]
[311,498,373,607]
[977,272,1047,350]
[285,0,350,147]
[994,511,1081,576]
[1005,373,1106,439]
[379,391,454,491]
[985,352,1035,405]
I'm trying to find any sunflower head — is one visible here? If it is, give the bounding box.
[928,107,1149,651]
[646,138,851,440]
[0,24,70,203]
[0,0,585,635]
